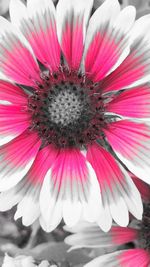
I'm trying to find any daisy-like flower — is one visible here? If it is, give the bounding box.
[2,254,54,267]
[65,184,150,266]
[0,0,150,232]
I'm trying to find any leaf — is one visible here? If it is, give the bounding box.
[31,242,91,265]
[30,242,68,262]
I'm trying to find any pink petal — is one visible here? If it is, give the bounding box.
[84,3,135,82]
[56,0,93,70]
[26,144,59,185]
[118,249,150,267]
[61,19,83,70]
[0,16,42,87]
[101,49,145,93]
[51,149,88,202]
[131,174,150,202]
[40,148,88,231]
[0,145,59,227]
[85,249,150,267]
[14,145,59,226]
[102,16,150,93]
[0,81,28,105]
[105,84,150,119]
[85,32,120,81]
[65,223,138,249]
[104,120,150,184]
[111,226,138,246]
[40,148,102,231]
[87,143,143,229]
[0,104,31,145]
[10,0,61,72]
[0,129,41,191]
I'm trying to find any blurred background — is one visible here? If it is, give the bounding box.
[1,0,150,18]
[0,0,149,266]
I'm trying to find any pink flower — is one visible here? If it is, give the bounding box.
[0,0,149,231]
[65,201,150,266]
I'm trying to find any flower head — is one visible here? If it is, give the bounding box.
[2,254,36,267]
[0,0,149,231]
[65,201,150,266]
[2,254,55,267]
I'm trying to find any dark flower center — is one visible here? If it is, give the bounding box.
[28,69,106,148]
[139,203,150,250]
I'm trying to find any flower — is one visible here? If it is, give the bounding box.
[2,254,36,267]
[2,254,56,267]
[65,201,150,267]
[0,0,150,232]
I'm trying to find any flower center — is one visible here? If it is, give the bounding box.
[139,203,150,251]
[48,83,88,127]
[28,70,105,148]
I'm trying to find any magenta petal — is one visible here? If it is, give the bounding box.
[85,31,123,82]
[101,15,150,92]
[101,50,146,93]
[118,249,150,267]
[84,4,135,82]
[87,143,143,226]
[111,226,138,246]
[0,129,41,191]
[40,148,102,231]
[131,174,150,202]
[101,18,150,93]
[104,120,150,184]
[87,143,123,189]
[13,145,59,226]
[26,144,59,185]
[1,40,41,87]
[10,0,61,71]
[27,20,60,72]
[85,249,150,267]
[65,223,138,249]
[105,84,150,119]
[0,145,59,224]
[61,19,84,70]
[56,0,93,70]
[0,17,42,87]
[87,143,129,228]
[0,81,28,105]
[51,148,88,201]
[27,3,61,71]
[0,105,31,145]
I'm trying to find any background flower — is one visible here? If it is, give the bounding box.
[65,202,150,266]
[2,254,56,267]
